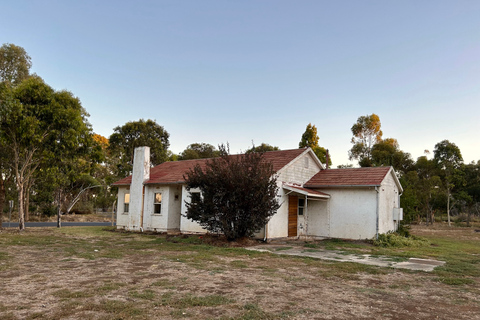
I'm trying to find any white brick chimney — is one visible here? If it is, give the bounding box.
[128,146,150,230]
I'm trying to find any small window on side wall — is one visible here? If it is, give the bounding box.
[124,193,130,213]
[154,193,162,214]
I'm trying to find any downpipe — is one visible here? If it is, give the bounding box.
[375,186,380,240]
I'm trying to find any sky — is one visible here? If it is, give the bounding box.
[1,0,479,167]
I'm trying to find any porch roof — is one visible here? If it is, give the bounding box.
[282,184,330,199]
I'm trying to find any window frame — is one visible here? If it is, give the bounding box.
[153,192,162,214]
[298,198,305,216]
[123,193,130,213]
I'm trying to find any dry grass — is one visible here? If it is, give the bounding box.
[0,224,478,319]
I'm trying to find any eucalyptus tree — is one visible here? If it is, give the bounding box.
[0,43,31,85]
[371,138,414,175]
[0,76,92,230]
[433,140,463,226]
[349,114,383,167]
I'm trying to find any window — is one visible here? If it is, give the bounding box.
[191,192,201,203]
[298,198,305,215]
[124,193,130,213]
[154,193,162,214]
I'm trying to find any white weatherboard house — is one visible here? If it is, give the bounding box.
[113,146,403,240]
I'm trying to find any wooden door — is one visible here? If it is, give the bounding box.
[288,195,298,237]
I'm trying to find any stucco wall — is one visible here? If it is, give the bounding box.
[116,187,130,229]
[320,188,377,239]
[141,185,181,232]
[378,172,401,234]
[265,185,289,238]
[305,199,330,237]
[180,185,208,234]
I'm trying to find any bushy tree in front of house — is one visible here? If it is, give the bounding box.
[184,145,280,241]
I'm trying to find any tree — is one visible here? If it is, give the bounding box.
[0,82,13,218]
[0,43,32,85]
[246,143,279,153]
[433,140,463,226]
[371,138,414,174]
[299,123,319,149]
[178,143,219,160]
[299,123,332,166]
[414,156,442,225]
[349,114,383,166]
[0,76,92,230]
[462,161,480,225]
[109,119,170,177]
[184,145,280,241]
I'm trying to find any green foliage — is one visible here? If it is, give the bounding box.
[372,232,429,248]
[178,142,219,160]
[434,140,463,171]
[184,145,280,240]
[0,43,31,85]
[299,123,332,166]
[246,143,279,153]
[349,113,383,166]
[299,123,319,149]
[371,138,414,173]
[108,119,170,177]
[0,75,95,228]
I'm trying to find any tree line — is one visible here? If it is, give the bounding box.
[347,113,480,226]
[1,43,478,230]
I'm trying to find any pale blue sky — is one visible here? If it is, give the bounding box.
[1,0,479,166]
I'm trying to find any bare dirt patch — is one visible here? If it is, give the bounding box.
[0,225,479,319]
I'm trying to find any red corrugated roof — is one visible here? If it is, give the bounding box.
[113,148,307,186]
[304,166,392,188]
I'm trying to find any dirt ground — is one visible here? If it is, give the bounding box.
[0,224,479,319]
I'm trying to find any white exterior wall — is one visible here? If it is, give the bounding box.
[378,172,401,234]
[142,185,182,232]
[305,199,330,238]
[180,185,208,234]
[321,188,377,239]
[116,186,130,229]
[265,184,289,238]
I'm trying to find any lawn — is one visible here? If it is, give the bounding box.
[0,224,479,319]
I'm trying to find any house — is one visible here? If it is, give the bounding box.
[113,146,403,240]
